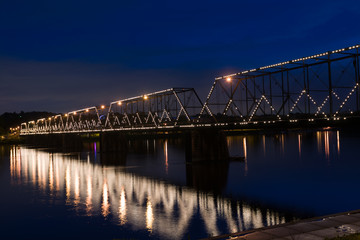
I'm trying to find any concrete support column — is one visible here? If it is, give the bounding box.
[100,132,128,153]
[99,132,128,165]
[185,129,229,162]
[61,134,83,152]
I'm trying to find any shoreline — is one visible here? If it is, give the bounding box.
[207,209,360,240]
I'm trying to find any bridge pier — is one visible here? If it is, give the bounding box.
[100,150,127,166]
[185,129,229,162]
[23,133,84,152]
[99,132,128,165]
[186,161,229,193]
[61,134,83,152]
[184,129,230,193]
[100,132,128,153]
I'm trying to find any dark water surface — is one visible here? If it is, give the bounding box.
[1,129,360,239]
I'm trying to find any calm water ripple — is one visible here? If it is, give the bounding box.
[1,129,360,239]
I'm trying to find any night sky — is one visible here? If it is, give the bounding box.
[1,0,360,114]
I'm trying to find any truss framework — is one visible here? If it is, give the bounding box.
[105,88,206,129]
[200,44,360,122]
[20,44,360,134]
[21,88,207,134]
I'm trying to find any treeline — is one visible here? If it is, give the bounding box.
[0,111,56,134]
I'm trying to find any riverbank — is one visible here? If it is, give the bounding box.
[0,133,23,145]
[208,210,360,240]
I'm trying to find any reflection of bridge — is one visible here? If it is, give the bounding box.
[20,45,360,135]
[10,146,287,239]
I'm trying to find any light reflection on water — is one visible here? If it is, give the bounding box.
[227,129,342,169]
[146,197,154,233]
[6,128,360,239]
[119,186,126,225]
[9,145,287,239]
[226,129,360,218]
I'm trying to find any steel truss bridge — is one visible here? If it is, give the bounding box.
[20,44,360,135]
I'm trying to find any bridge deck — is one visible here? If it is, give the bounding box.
[19,115,360,136]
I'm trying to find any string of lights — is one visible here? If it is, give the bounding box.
[335,83,359,116]
[216,44,360,80]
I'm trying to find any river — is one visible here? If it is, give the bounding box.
[0,128,359,239]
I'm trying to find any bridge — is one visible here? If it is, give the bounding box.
[20,44,360,135]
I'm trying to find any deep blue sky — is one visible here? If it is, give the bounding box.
[1,0,360,114]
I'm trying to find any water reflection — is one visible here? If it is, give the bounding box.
[325,131,330,159]
[86,175,93,215]
[146,197,154,232]
[262,135,266,156]
[337,130,340,155]
[281,134,285,155]
[102,182,110,218]
[49,159,54,192]
[119,187,127,225]
[315,130,341,162]
[65,166,71,204]
[243,137,247,160]
[10,145,287,239]
[164,140,168,174]
[297,134,301,157]
[227,129,341,165]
